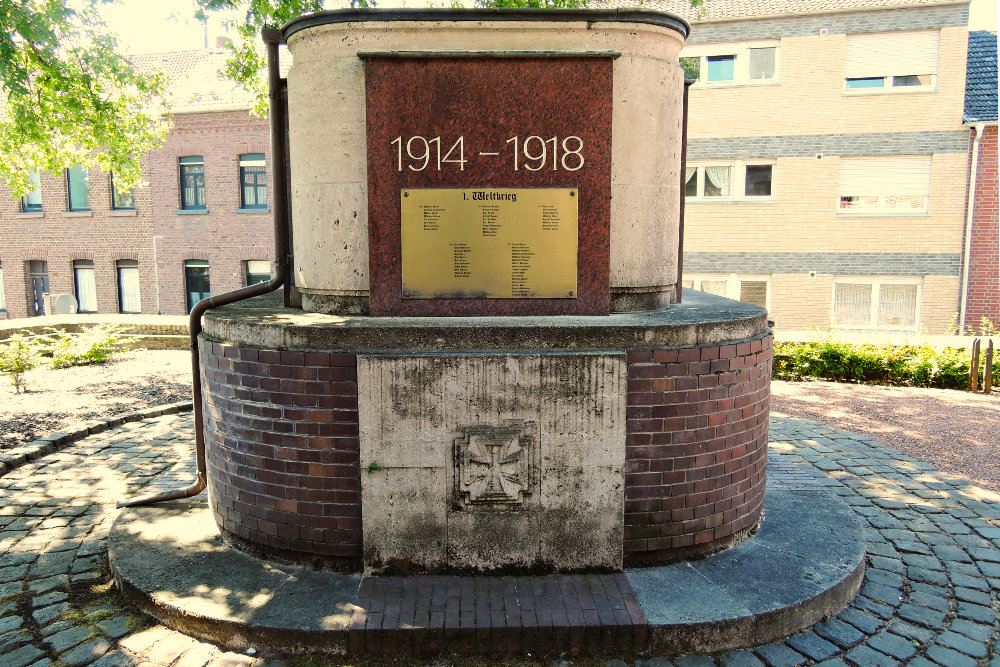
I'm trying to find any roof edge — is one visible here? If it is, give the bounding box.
[689,0,971,25]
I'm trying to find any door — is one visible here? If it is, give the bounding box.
[184,260,210,313]
[28,260,49,317]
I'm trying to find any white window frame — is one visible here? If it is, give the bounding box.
[831,278,922,331]
[0,262,6,312]
[686,161,775,203]
[680,40,780,87]
[837,155,931,216]
[843,30,939,95]
[685,274,771,311]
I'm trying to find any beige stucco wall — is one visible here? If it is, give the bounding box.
[286,17,687,305]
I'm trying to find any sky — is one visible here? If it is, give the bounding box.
[101,0,997,54]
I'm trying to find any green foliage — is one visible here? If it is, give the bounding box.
[43,325,131,369]
[0,333,42,393]
[196,0,705,116]
[365,460,382,474]
[473,0,588,7]
[680,56,700,80]
[195,0,330,116]
[773,340,1000,390]
[0,0,170,197]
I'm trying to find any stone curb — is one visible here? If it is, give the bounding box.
[0,400,194,477]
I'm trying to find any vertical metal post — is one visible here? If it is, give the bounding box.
[984,340,994,394]
[677,78,693,303]
[970,338,981,391]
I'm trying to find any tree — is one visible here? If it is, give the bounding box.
[196,0,612,117]
[0,0,170,198]
[195,0,327,116]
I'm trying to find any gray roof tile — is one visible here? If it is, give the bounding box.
[965,31,998,122]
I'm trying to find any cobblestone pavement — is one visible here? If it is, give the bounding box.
[0,411,997,667]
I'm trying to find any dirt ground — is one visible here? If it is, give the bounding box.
[0,349,191,449]
[1,351,998,493]
[771,379,1000,493]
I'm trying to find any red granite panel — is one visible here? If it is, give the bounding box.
[365,56,612,316]
[623,335,771,565]
[200,337,362,569]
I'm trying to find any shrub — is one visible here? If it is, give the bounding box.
[44,325,131,369]
[774,340,1000,390]
[0,332,42,393]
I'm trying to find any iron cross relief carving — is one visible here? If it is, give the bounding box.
[454,426,531,508]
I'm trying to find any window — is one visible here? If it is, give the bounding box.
[73,260,97,313]
[686,162,774,202]
[179,156,206,210]
[110,173,135,210]
[21,170,42,212]
[66,165,89,211]
[245,260,271,286]
[685,274,770,310]
[838,156,931,214]
[844,31,938,92]
[184,260,210,313]
[0,261,6,312]
[680,42,778,86]
[239,154,267,210]
[117,260,140,313]
[706,55,735,82]
[748,47,776,80]
[833,280,920,330]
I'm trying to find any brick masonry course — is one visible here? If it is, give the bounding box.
[1,410,998,665]
[684,251,963,277]
[196,332,773,569]
[687,131,970,161]
[199,339,362,568]
[963,125,999,329]
[624,336,771,563]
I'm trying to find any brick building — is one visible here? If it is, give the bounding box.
[961,30,998,332]
[612,0,980,334]
[0,6,993,332]
[0,48,273,318]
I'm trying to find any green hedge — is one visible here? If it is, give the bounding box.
[773,341,1000,390]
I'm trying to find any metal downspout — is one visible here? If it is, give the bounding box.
[959,122,985,332]
[677,78,693,303]
[118,31,291,508]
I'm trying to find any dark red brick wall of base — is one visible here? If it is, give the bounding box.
[623,335,771,565]
[199,333,771,571]
[199,338,362,568]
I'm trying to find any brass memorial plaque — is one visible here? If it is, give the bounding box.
[401,188,578,299]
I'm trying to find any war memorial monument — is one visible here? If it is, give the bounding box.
[110,8,865,658]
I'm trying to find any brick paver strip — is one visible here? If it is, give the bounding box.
[353,573,646,656]
[0,410,997,666]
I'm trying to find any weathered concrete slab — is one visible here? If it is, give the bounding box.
[357,352,626,573]
[628,490,866,655]
[108,488,864,657]
[109,498,360,654]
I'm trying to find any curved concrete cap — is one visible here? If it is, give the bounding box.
[202,290,768,352]
[109,490,864,657]
[281,8,691,41]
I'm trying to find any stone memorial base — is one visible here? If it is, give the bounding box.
[108,489,865,657]
[199,291,771,574]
